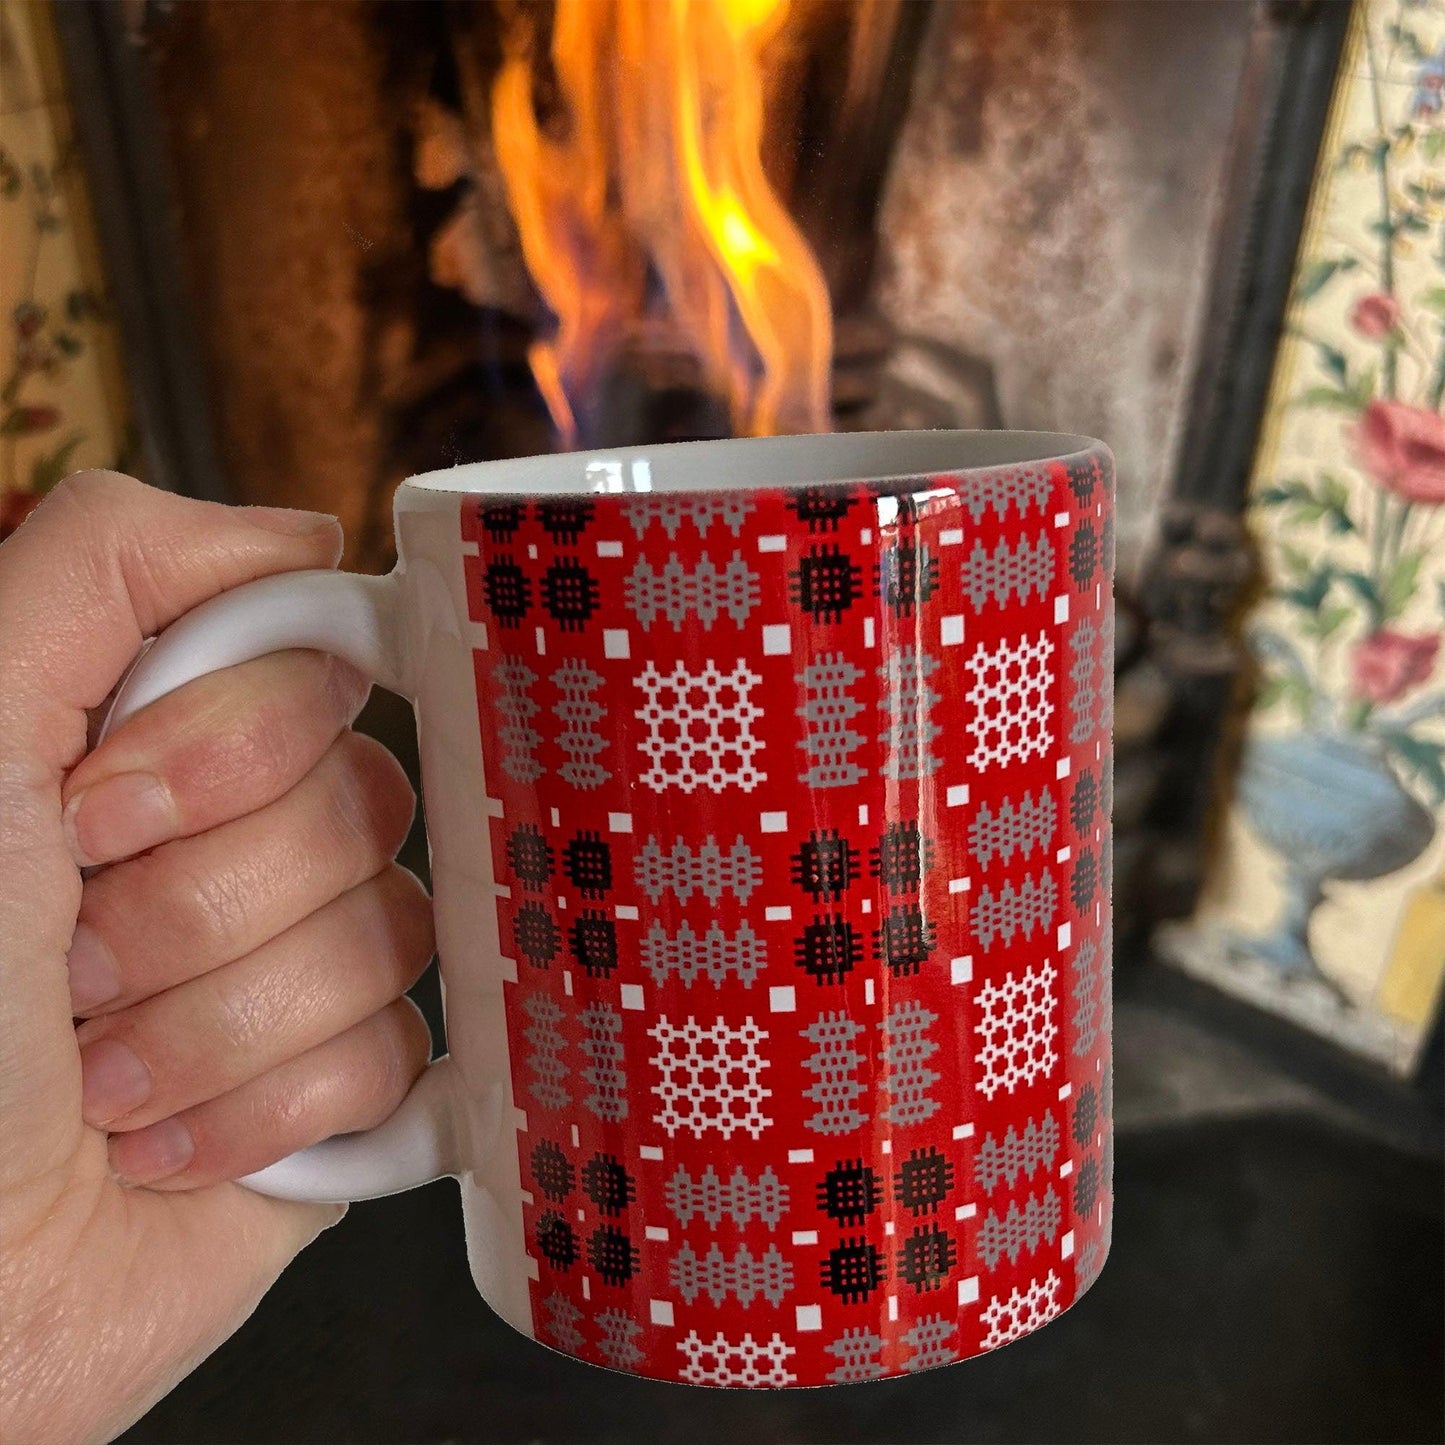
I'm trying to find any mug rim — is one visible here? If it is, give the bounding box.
[402,428,1103,497]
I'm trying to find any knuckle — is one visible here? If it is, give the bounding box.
[53,468,141,514]
[330,733,416,857]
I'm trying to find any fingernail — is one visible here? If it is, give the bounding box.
[109,1117,194,1185]
[67,923,120,1014]
[79,1036,152,1125]
[244,506,341,538]
[63,771,177,867]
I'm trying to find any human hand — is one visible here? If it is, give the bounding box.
[0,473,434,1443]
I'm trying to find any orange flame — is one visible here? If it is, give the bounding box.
[491,0,833,444]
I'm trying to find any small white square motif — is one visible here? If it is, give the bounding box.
[1056,756,1072,779]
[1060,1159,1074,1178]
[792,1230,818,1246]
[863,617,876,649]
[608,812,633,833]
[620,984,645,1011]
[888,1296,899,1322]
[861,897,872,914]
[1062,1230,1075,1259]
[477,622,489,652]
[550,807,561,827]
[1058,1082,1073,1100]
[795,1305,823,1332]
[788,1148,814,1163]
[563,970,574,996]
[859,528,872,544]
[639,1145,664,1161]
[761,811,788,832]
[948,876,970,894]
[955,1202,977,1221]
[645,1225,670,1242]
[762,624,791,655]
[528,543,539,559]
[765,905,793,921]
[1054,511,1070,529]
[1056,845,1072,864]
[883,1221,895,1237]
[603,629,630,659]
[941,615,965,646]
[534,626,547,655]
[947,784,969,807]
[1058,922,1073,950]
[958,1276,980,1305]
[952,1122,975,1140]
[769,986,796,1013]
[939,527,964,547]
[596,540,624,558]
[864,978,876,1004]
[951,956,973,985]
[1054,594,1070,624]
[881,1139,892,1155]
[757,534,787,553]
[570,1123,580,1146]
[615,904,639,921]
[650,1300,674,1326]
[857,803,869,825]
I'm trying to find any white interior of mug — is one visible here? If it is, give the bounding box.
[405,428,1099,496]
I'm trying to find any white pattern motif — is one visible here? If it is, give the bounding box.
[677,1330,796,1387]
[649,1015,771,1139]
[965,632,1055,770]
[973,962,1059,1099]
[634,658,765,793]
[979,1272,1062,1350]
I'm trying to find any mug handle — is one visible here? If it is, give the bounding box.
[96,567,462,1203]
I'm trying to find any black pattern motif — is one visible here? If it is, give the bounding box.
[822,1238,885,1304]
[899,1225,955,1293]
[582,1152,635,1216]
[818,1160,882,1226]
[542,560,601,631]
[483,558,531,627]
[588,1225,639,1286]
[569,911,619,978]
[871,821,930,895]
[1069,522,1099,589]
[876,903,937,978]
[795,916,864,985]
[537,1212,577,1269]
[895,1147,954,1216]
[1066,452,1105,504]
[563,831,613,898]
[508,825,553,890]
[1074,1156,1100,1217]
[531,1140,574,1201]
[1071,850,1098,912]
[480,502,525,541]
[791,829,860,902]
[515,901,561,968]
[786,486,855,532]
[876,540,940,617]
[538,499,595,543]
[1070,771,1098,835]
[791,544,863,624]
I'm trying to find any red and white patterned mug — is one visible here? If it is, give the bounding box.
[105,430,1115,1387]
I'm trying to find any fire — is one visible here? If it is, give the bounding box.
[491,0,833,444]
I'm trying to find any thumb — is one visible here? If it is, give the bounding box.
[0,471,343,1187]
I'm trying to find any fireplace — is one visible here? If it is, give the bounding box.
[54,0,1351,950]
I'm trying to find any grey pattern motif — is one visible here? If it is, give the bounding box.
[522,992,569,1111]
[959,534,1054,610]
[544,1293,584,1352]
[625,552,760,630]
[801,1012,868,1136]
[493,657,543,783]
[1076,1233,1107,1292]
[879,1000,941,1127]
[824,1328,886,1384]
[670,1242,794,1307]
[634,834,762,905]
[878,646,942,780]
[579,1002,627,1121]
[901,1314,960,1373]
[977,1188,1063,1269]
[973,1112,1060,1193]
[1071,938,1103,1057]
[595,1309,643,1369]
[971,870,1058,949]
[552,660,610,789]
[665,1164,789,1230]
[1067,620,1099,745]
[968,789,1057,869]
[957,464,1051,523]
[623,494,753,540]
[641,919,766,987]
[797,653,867,789]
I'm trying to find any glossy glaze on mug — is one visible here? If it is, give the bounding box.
[458,445,1115,1385]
